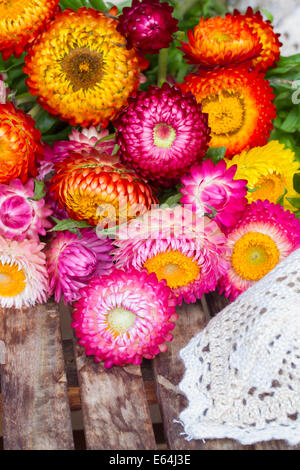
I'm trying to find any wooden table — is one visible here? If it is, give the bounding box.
[0,293,298,450]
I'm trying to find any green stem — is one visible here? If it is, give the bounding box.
[16,95,36,106]
[157,48,169,87]
[29,103,42,118]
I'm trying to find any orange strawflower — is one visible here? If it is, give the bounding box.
[0,103,43,184]
[0,0,60,60]
[24,7,148,127]
[180,15,262,68]
[50,151,158,227]
[181,66,276,158]
[232,8,281,72]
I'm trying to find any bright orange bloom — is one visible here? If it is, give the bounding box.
[24,8,148,127]
[50,151,158,227]
[0,0,59,60]
[232,8,282,72]
[181,66,276,158]
[0,103,43,184]
[180,15,262,68]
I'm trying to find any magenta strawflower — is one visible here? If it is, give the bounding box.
[115,83,210,187]
[46,229,114,304]
[0,178,52,241]
[180,159,248,230]
[117,0,178,55]
[72,268,178,368]
[114,206,229,305]
[218,200,300,301]
[37,127,115,180]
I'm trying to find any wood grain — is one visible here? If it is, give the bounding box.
[0,303,74,450]
[153,302,208,450]
[73,341,157,450]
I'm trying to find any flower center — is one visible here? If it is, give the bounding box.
[107,307,136,335]
[144,250,200,289]
[211,32,232,43]
[231,232,280,281]
[153,123,176,149]
[0,263,26,297]
[61,47,103,91]
[202,91,245,136]
[250,173,285,204]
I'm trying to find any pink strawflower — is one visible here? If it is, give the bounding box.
[117,0,178,55]
[37,127,115,180]
[218,200,300,301]
[114,206,229,305]
[180,159,248,230]
[0,236,49,308]
[72,268,178,368]
[0,178,52,241]
[46,229,114,304]
[115,83,210,187]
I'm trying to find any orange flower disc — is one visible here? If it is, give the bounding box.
[24,8,148,127]
[232,8,282,72]
[50,152,158,227]
[180,15,262,68]
[181,66,276,158]
[0,103,43,184]
[0,0,60,60]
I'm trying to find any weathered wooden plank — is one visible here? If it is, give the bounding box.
[205,292,300,451]
[74,341,157,450]
[152,302,207,450]
[61,302,156,450]
[0,303,74,450]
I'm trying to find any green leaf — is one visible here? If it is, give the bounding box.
[49,217,93,232]
[205,147,226,164]
[276,188,288,206]
[279,108,299,133]
[286,197,300,209]
[163,192,182,207]
[29,179,46,201]
[262,9,274,23]
[294,173,300,194]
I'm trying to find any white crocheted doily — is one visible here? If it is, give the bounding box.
[179,248,300,445]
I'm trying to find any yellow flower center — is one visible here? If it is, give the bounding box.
[202,91,245,136]
[231,232,280,281]
[250,173,285,204]
[0,263,26,297]
[211,32,232,43]
[61,47,104,91]
[144,250,200,289]
[107,307,136,336]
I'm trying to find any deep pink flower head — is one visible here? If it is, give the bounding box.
[114,206,229,305]
[180,159,248,230]
[37,127,116,180]
[218,200,300,301]
[117,0,178,55]
[72,268,178,368]
[115,83,210,187]
[46,229,114,304]
[0,178,52,241]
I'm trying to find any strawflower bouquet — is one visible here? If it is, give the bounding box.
[0,0,299,368]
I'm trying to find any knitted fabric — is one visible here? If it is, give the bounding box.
[179,248,300,445]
